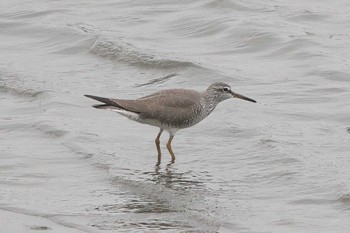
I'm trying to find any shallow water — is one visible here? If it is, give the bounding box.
[1,0,350,232]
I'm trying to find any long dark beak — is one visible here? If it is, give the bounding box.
[230,91,256,103]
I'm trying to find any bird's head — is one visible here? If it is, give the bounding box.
[207,82,256,103]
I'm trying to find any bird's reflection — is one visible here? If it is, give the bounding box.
[93,157,209,227]
[143,160,204,192]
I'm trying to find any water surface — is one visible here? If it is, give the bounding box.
[1,0,350,232]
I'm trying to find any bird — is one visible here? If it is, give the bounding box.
[85,82,256,164]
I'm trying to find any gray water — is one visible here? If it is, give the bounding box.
[1,0,350,232]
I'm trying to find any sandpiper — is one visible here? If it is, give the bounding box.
[85,82,256,164]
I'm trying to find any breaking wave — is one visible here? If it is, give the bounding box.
[90,37,199,70]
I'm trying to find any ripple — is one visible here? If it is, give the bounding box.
[0,9,69,20]
[202,0,266,12]
[290,198,335,205]
[309,70,350,82]
[166,16,229,39]
[287,10,330,23]
[32,122,68,139]
[264,38,317,58]
[134,73,178,87]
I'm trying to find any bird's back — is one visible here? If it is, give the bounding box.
[114,89,205,128]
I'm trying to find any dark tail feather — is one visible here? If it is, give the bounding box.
[84,94,113,104]
[91,104,114,109]
[84,94,122,109]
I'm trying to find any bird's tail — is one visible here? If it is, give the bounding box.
[84,94,122,110]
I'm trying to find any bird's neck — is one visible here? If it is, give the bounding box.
[202,92,219,115]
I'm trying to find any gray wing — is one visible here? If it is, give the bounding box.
[135,89,203,127]
[137,89,199,107]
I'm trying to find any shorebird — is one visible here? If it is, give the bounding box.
[85,82,256,164]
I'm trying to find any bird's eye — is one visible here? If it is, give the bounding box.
[223,87,229,92]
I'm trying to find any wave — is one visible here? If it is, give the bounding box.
[89,37,199,70]
[0,69,46,99]
[0,83,45,99]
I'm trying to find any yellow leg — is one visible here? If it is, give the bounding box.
[155,129,163,165]
[166,135,175,162]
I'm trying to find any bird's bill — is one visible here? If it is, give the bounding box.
[230,91,256,103]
